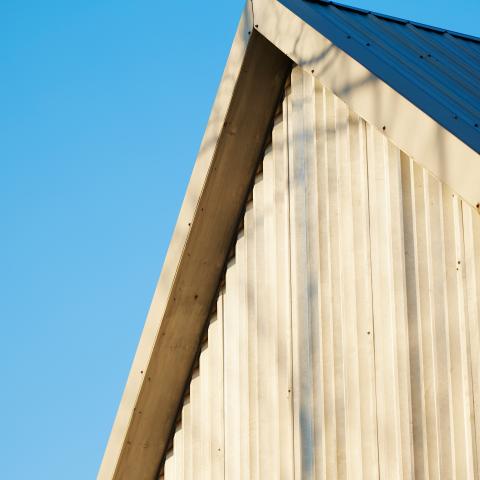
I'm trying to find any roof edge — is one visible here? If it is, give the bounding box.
[305,0,480,43]
[98,5,291,478]
[254,0,480,209]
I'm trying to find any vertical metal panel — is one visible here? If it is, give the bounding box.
[224,256,242,479]
[163,450,174,480]
[199,345,209,480]
[158,295,225,480]
[463,205,480,473]
[243,200,259,480]
[288,66,380,479]
[367,124,414,479]
[173,425,183,480]
[258,147,278,479]
[181,397,192,480]
[190,370,201,475]
[207,308,225,480]
[273,99,295,480]
[400,155,479,479]
[158,65,479,480]
[288,66,317,480]
[236,228,250,480]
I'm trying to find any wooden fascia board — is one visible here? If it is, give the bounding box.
[253,0,480,210]
[98,5,292,479]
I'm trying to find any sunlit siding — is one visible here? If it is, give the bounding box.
[288,67,379,479]
[158,66,480,480]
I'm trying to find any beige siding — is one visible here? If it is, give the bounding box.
[159,66,480,479]
[172,424,183,479]
[288,68,380,479]
[399,156,479,478]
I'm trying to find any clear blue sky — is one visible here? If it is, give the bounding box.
[1,0,478,478]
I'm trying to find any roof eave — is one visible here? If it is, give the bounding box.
[98,6,291,479]
[256,0,480,209]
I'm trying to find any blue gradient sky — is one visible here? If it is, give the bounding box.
[1,1,478,478]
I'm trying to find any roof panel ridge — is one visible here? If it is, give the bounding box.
[303,0,480,43]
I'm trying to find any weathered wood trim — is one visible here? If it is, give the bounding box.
[98,6,292,478]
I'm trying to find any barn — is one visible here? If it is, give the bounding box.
[99,0,480,478]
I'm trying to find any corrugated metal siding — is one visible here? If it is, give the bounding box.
[288,66,380,478]
[159,66,480,479]
[280,0,480,153]
[159,305,224,480]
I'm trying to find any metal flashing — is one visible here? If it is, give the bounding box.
[277,0,480,153]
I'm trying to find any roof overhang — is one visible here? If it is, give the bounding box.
[99,1,480,478]
[259,0,480,209]
[98,5,291,479]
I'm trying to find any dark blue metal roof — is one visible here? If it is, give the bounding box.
[279,0,480,152]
